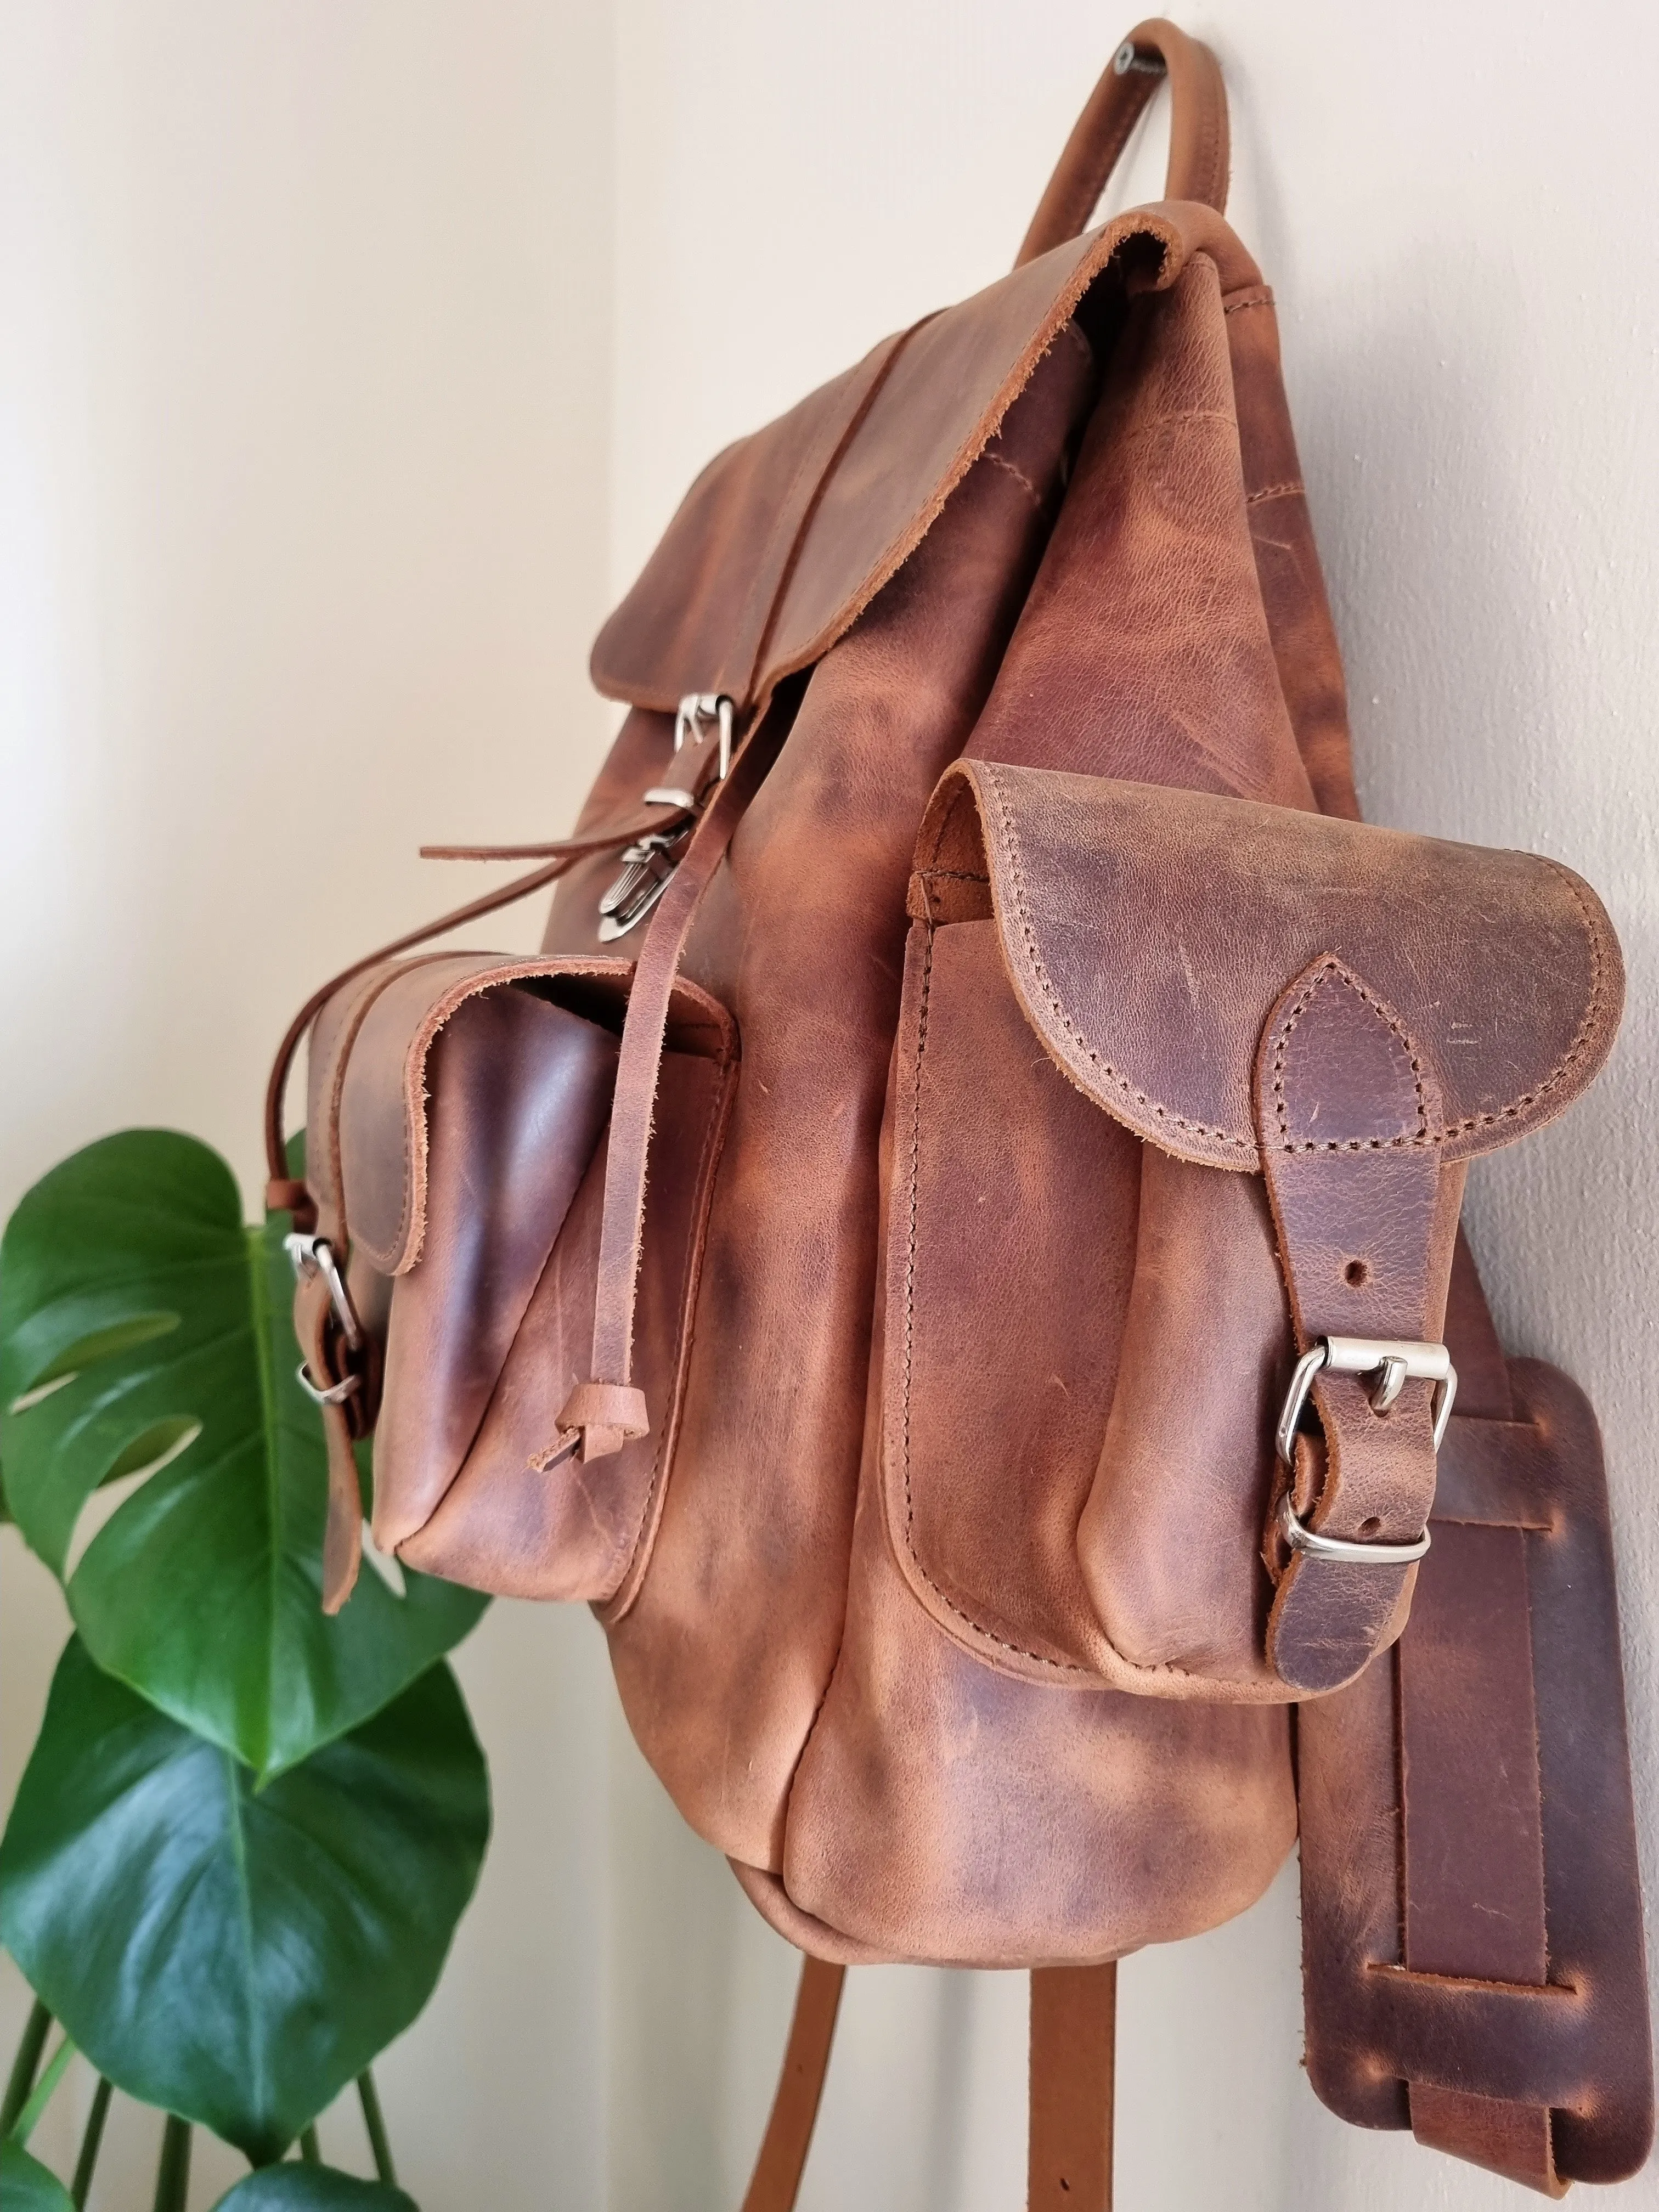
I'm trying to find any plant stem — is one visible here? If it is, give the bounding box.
[298,2124,320,2163]
[71,2077,114,2209]
[357,2069,396,2185]
[10,2033,76,2145]
[152,2114,191,2212]
[0,1997,51,2134]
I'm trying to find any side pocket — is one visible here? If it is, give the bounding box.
[402,1032,733,1602]
[306,952,736,1603]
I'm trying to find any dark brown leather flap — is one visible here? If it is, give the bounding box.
[911,760,1622,1172]
[590,202,1261,715]
[306,952,736,1274]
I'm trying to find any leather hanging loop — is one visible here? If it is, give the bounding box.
[1015,18,1229,268]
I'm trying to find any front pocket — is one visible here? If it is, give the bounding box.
[881,913,1142,1677]
[874,755,1620,1700]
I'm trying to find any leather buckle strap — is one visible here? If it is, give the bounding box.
[1276,1336,1457,1467]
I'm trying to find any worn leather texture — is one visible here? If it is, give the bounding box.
[279,25,1650,2193]
[302,953,737,1601]
[1300,1359,1654,2189]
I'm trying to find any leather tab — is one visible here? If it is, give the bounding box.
[1255,958,1458,1692]
[550,1381,650,1465]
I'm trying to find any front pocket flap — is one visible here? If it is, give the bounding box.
[910,761,1622,1171]
[311,953,737,1273]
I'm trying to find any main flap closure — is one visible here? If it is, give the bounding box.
[911,761,1622,1172]
[306,952,736,1274]
[591,201,1260,716]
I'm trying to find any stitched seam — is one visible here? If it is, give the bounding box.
[899,923,1084,1674]
[983,764,1255,1152]
[982,448,1046,514]
[1436,861,1607,1138]
[1245,479,1304,506]
[1269,960,1428,1152]
[980,767,1606,1153]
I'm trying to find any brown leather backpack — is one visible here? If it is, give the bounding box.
[267,22,1652,2203]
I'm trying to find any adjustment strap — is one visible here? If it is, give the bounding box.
[551,706,785,1465]
[263,795,701,1210]
[1015,18,1229,267]
[1253,956,1462,1692]
[1030,1964,1118,2209]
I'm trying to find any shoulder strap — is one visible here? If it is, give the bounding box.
[742,1957,1119,2210]
[1016,18,1229,266]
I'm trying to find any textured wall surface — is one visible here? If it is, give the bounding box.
[3,1,1655,2206]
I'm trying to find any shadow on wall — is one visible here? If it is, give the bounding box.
[1294,241,1659,2087]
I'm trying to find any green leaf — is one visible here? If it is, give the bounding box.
[211,2169,419,2211]
[0,1131,487,1778]
[0,2140,74,2212]
[0,1638,489,2164]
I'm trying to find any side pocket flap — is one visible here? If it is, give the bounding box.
[310,953,737,1274]
[911,760,1622,1171]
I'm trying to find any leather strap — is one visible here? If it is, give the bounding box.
[1015,19,1228,267]
[735,1957,1117,2212]
[1030,1965,1118,2209]
[1400,1513,1563,2194]
[1253,956,1460,1694]
[261,786,720,1216]
[549,708,786,1463]
[740,1957,845,2212]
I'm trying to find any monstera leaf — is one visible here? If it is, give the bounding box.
[0,2141,75,2212]
[213,2168,420,2210]
[0,1131,487,1778]
[0,1639,488,2164]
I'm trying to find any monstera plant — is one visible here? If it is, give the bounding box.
[0,1130,491,2209]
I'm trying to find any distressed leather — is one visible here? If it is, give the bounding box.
[275,20,1651,2197]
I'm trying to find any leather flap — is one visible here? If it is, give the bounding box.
[306,952,737,1273]
[911,761,1622,1172]
[590,201,1260,715]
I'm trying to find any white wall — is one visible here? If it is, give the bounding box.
[607,3,1659,2209]
[1,3,617,2204]
[4,2,1657,2208]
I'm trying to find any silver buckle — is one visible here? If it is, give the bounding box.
[596,821,696,941]
[1278,1490,1431,1566]
[285,1232,363,1350]
[296,1360,361,1408]
[597,692,732,942]
[1273,1336,1455,1568]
